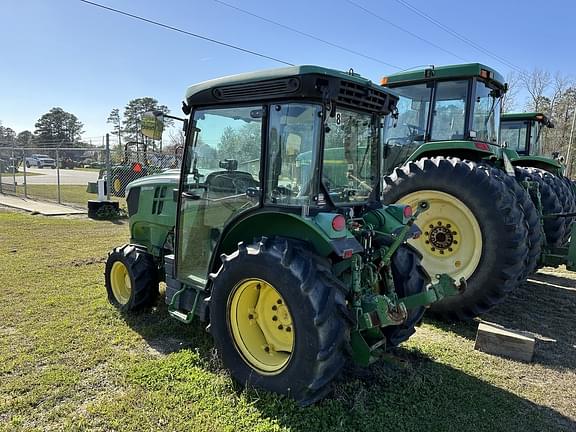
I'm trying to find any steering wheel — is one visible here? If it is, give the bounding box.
[405,123,425,136]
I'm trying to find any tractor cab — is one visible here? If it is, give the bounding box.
[381,63,506,174]
[501,112,554,156]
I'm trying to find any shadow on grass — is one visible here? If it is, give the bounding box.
[481,276,576,371]
[119,300,575,432]
[419,270,576,371]
[253,348,576,432]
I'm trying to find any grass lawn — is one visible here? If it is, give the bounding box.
[0,171,43,177]
[14,184,126,209]
[0,209,574,431]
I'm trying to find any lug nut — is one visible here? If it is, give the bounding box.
[272,305,277,311]
[425,240,430,244]
[264,346,270,352]
[452,231,457,235]
[440,250,444,255]
[431,247,436,251]
[446,224,451,228]
[448,248,453,252]
[437,221,442,226]
[278,325,283,330]
[424,231,429,236]
[453,240,458,245]
[277,299,283,305]
[248,314,254,320]
[429,224,434,229]
[286,326,292,332]
[272,316,278,321]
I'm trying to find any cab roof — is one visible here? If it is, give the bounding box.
[183,65,397,114]
[502,112,549,122]
[502,112,554,128]
[382,63,505,89]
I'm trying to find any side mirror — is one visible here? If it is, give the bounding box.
[141,111,165,140]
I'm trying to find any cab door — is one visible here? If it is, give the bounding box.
[175,105,263,286]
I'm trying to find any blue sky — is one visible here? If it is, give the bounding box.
[1,0,574,140]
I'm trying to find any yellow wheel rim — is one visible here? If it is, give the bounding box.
[110,261,132,305]
[113,178,122,193]
[398,190,483,280]
[228,278,294,375]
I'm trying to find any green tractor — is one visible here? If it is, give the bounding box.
[105,65,462,404]
[501,112,576,234]
[380,63,576,320]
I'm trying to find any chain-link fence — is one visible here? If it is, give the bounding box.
[0,137,183,209]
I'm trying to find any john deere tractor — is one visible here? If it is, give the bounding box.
[380,63,575,320]
[105,65,461,404]
[501,112,576,243]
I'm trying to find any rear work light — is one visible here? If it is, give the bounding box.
[133,162,143,173]
[332,214,346,231]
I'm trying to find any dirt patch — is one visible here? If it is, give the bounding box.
[70,257,107,267]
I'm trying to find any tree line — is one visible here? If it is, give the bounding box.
[0,97,172,150]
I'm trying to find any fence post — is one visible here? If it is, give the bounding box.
[56,144,61,204]
[22,149,27,198]
[11,142,16,191]
[106,133,111,200]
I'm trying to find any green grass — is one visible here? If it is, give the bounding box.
[13,184,126,209]
[0,171,43,177]
[0,210,574,431]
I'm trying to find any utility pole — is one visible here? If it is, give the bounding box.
[567,105,576,178]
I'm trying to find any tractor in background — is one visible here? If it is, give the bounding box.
[381,63,575,320]
[104,65,462,404]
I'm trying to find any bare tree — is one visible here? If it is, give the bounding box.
[521,68,551,111]
[501,71,520,113]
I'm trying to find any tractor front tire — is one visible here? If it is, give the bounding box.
[383,156,529,320]
[382,244,429,347]
[105,244,159,312]
[208,237,350,405]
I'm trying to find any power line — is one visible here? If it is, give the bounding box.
[78,0,294,66]
[346,0,470,64]
[213,0,402,70]
[392,0,523,73]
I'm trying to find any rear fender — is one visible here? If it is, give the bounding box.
[406,141,497,163]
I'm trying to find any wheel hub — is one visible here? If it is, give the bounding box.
[424,220,459,255]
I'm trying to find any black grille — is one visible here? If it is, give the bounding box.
[126,186,140,217]
[213,78,300,100]
[337,80,391,113]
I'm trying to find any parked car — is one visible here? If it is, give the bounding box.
[59,157,77,169]
[26,154,56,169]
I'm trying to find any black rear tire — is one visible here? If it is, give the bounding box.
[516,167,565,248]
[486,167,542,278]
[382,244,429,346]
[104,244,159,312]
[208,237,349,405]
[383,156,529,320]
